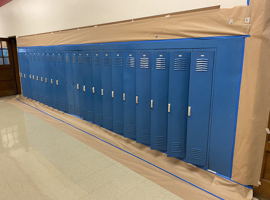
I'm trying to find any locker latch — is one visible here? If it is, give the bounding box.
[83,85,86,92]
[77,84,79,90]
[123,93,125,101]
[136,96,138,104]
[188,106,191,117]
[24,74,26,78]
[29,74,31,79]
[168,104,171,113]
[101,89,103,96]
[36,76,38,81]
[151,100,153,109]
[112,91,114,98]
[56,80,59,85]
[51,79,53,84]
[32,75,35,80]
[41,77,43,82]
[92,87,95,93]
[20,73,22,77]
[45,78,47,83]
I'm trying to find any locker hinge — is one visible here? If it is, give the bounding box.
[112,91,114,98]
[188,106,191,117]
[123,93,125,101]
[83,85,86,92]
[101,89,103,96]
[45,78,47,83]
[56,80,59,85]
[136,96,138,104]
[92,87,95,93]
[168,104,171,113]
[41,77,43,82]
[77,84,79,90]
[151,100,153,109]
[266,128,270,134]
[51,79,53,84]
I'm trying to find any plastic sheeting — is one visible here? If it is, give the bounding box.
[8,96,252,200]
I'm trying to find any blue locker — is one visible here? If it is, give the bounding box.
[167,52,191,158]
[76,52,86,118]
[186,51,215,167]
[38,53,45,104]
[51,53,59,109]
[28,52,35,100]
[101,52,113,130]
[24,52,32,99]
[36,52,42,103]
[112,52,124,134]
[65,52,76,114]
[136,52,152,145]
[123,52,136,139]
[43,52,50,105]
[83,53,95,122]
[56,52,68,112]
[18,52,27,97]
[150,52,170,151]
[71,52,81,116]
[92,52,103,126]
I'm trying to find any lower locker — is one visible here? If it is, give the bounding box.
[45,52,53,108]
[186,51,215,167]
[136,52,152,145]
[167,52,191,158]
[77,53,86,118]
[101,52,113,130]
[72,52,81,117]
[112,52,123,134]
[51,53,59,110]
[36,53,42,103]
[29,52,35,100]
[92,52,103,126]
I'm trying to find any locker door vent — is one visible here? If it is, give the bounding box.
[114,57,123,67]
[97,114,103,124]
[196,58,208,72]
[154,136,165,146]
[94,57,101,66]
[85,57,91,65]
[61,102,66,110]
[126,57,135,67]
[174,58,186,71]
[156,58,166,70]
[69,104,73,112]
[25,54,29,61]
[45,97,48,104]
[81,109,86,118]
[105,117,113,127]
[127,125,135,135]
[140,57,149,68]
[73,55,76,63]
[190,148,203,160]
[117,121,123,131]
[104,57,112,66]
[78,55,83,64]
[171,142,182,153]
[66,55,69,63]
[51,55,56,62]
[140,130,149,140]
[33,54,36,61]
[76,106,80,115]
[56,101,59,108]
[37,55,40,61]
[88,111,94,121]
[41,55,45,62]
[50,98,53,106]
[57,55,62,63]
[40,96,44,102]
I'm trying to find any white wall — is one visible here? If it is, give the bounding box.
[0,0,247,37]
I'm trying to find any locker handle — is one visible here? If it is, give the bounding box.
[136,96,138,104]
[92,87,95,93]
[33,75,34,80]
[151,100,153,109]
[123,93,125,101]
[83,85,86,92]
[51,79,53,84]
[188,106,191,117]
[168,104,171,113]
[29,74,31,79]
[45,78,47,83]
[36,76,38,81]
[112,91,114,98]
[20,73,22,77]
[41,77,43,82]
[24,74,26,78]
[56,80,59,85]
[101,89,103,96]
[77,83,79,90]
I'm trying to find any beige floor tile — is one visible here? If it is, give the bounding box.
[64,145,91,158]
[41,175,73,194]
[95,163,128,182]
[64,165,95,182]
[86,183,125,200]
[163,191,184,200]
[53,157,83,173]
[77,173,109,193]
[53,183,88,200]
[155,193,175,200]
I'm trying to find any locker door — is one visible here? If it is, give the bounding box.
[76,53,86,118]
[83,53,95,122]
[65,52,76,114]
[167,52,191,158]
[18,52,26,97]
[186,51,215,167]
[39,53,45,104]
[136,52,152,145]
[43,53,50,105]
[29,52,35,100]
[123,52,136,139]
[150,52,169,151]
[101,53,113,130]
[23,52,31,99]
[112,52,123,134]
[36,53,42,103]
[45,53,53,107]
[51,53,59,109]
[92,53,103,126]
[56,53,68,112]
[72,52,81,116]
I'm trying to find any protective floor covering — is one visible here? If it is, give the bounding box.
[4,96,253,200]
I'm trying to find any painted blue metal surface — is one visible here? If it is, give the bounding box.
[167,51,191,158]
[123,52,136,139]
[136,52,152,145]
[150,52,169,151]
[101,52,113,130]
[112,52,124,134]
[72,52,81,117]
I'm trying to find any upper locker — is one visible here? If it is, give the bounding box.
[112,52,124,134]
[186,51,215,167]
[150,52,170,151]
[136,52,152,145]
[167,52,191,158]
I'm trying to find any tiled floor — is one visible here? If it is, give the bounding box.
[0,101,183,200]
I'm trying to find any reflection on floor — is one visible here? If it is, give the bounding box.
[0,101,183,200]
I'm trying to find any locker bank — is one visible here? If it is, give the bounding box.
[1,0,270,199]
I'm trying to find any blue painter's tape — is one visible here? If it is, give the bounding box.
[16,98,224,200]
[230,38,246,178]
[247,0,250,6]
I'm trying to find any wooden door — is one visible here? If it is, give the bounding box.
[0,38,20,97]
[254,112,270,199]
